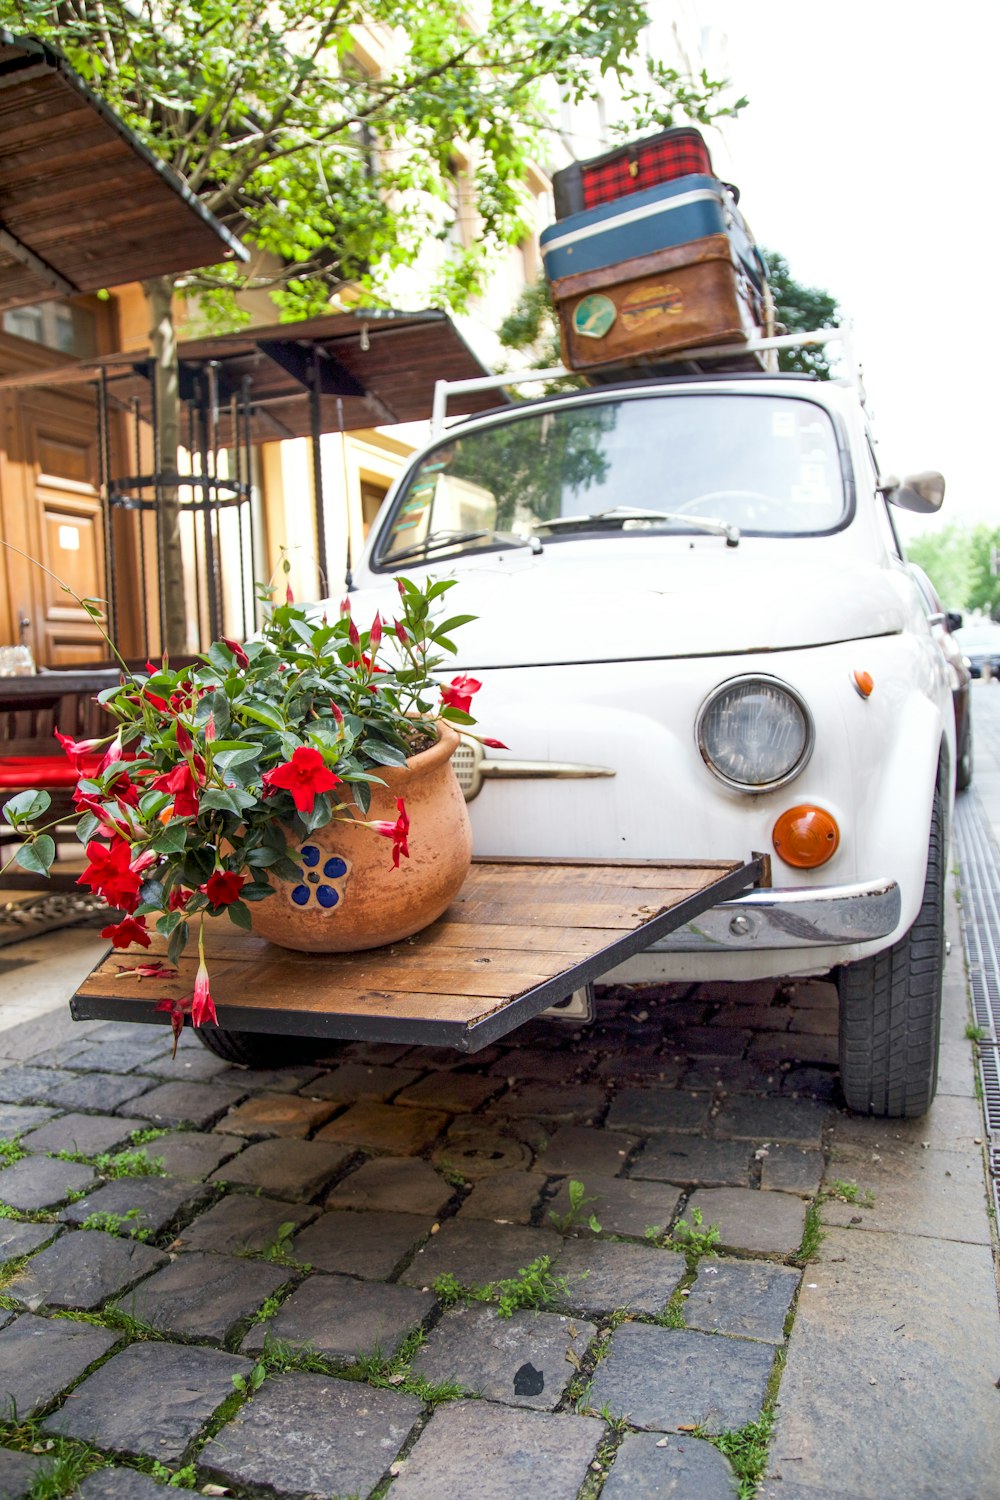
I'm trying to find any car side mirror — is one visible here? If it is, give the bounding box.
[946,610,963,632]
[885,470,946,514]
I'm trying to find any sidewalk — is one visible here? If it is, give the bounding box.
[1,718,999,1498]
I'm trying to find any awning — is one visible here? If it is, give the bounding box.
[0,29,247,311]
[0,307,507,438]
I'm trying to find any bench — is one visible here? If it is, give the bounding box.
[0,669,122,890]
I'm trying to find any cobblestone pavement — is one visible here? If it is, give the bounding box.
[0,941,996,1499]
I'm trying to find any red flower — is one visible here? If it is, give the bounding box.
[143,688,169,712]
[440,675,482,714]
[155,995,189,1057]
[329,701,344,726]
[262,746,341,814]
[151,762,201,819]
[286,583,294,604]
[101,915,152,950]
[105,771,141,809]
[191,957,217,1028]
[348,617,360,647]
[371,797,410,868]
[369,613,382,650]
[77,839,142,911]
[168,886,192,912]
[221,636,250,669]
[53,728,104,768]
[200,870,245,906]
[394,619,408,644]
[114,960,177,980]
[340,597,351,615]
[175,720,193,754]
[481,737,509,750]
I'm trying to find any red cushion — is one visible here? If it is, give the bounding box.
[0,753,102,789]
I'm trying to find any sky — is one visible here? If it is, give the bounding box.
[691,1,1000,541]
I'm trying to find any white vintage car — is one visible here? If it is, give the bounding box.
[347,355,952,1118]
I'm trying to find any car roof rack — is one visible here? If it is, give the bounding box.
[431,326,861,435]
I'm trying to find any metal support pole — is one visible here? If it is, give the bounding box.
[95,370,117,652]
[132,396,149,662]
[310,349,328,597]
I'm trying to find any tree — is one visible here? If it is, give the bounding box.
[906,523,1000,617]
[1,0,743,649]
[761,250,839,378]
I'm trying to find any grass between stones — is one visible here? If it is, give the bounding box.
[432,1253,571,1318]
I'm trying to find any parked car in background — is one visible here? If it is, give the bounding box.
[345,363,954,1118]
[954,620,1000,681]
[908,564,973,790]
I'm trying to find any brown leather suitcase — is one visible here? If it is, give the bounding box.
[552,233,770,373]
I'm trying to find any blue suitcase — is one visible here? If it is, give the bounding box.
[540,174,764,291]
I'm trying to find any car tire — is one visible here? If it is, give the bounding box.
[836,786,944,1118]
[956,718,973,792]
[195,1026,339,1068]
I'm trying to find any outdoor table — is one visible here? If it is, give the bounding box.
[71,854,765,1051]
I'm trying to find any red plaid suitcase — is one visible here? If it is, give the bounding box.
[552,128,715,220]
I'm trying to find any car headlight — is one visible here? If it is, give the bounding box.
[696,675,814,791]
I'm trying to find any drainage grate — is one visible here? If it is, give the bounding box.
[953,791,1000,1217]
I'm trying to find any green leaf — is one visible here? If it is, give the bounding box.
[15,835,55,875]
[167,922,190,967]
[150,823,190,855]
[363,741,410,768]
[239,700,286,731]
[227,900,253,930]
[3,789,51,825]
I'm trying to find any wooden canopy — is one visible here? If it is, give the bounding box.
[0,29,247,312]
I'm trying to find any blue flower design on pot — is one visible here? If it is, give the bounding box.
[289,844,351,911]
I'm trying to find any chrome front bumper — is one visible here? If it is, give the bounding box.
[647,878,901,951]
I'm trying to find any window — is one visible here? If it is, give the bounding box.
[2,301,98,356]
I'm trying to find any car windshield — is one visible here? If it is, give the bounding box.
[374,392,846,565]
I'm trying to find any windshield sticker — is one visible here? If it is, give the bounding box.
[621,282,683,329]
[772,411,796,438]
[573,294,617,340]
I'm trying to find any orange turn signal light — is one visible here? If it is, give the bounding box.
[852,669,874,698]
[772,804,840,869]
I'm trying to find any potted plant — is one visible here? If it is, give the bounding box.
[1,564,501,1049]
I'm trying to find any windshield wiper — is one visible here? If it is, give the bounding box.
[383,529,542,565]
[532,507,740,548]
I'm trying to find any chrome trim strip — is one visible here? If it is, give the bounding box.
[647,877,900,950]
[481,760,616,781]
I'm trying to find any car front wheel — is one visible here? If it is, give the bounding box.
[835,787,944,1118]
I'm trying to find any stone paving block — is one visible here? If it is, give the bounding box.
[819,1148,992,1245]
[0,1447,45,1499]
[780,1067,839,1104]
[76,1467,180,1500]
[209,1138,353,1200]
[141,1047,233,1082]
[200,1371,422,1499]
[712,1096,829,1147]
[411,1301,596,1410]
[601,1430,740,1499]
[457,1170,544,1224]
[683,1058,774,1092]
[127,1081,248,1128]
[489,1048,590,1081]
[0,1220,63,1263]
[399,1218,554,1291]
[709,1005,790,1032]
[306,1062,422,1101]
[488,1083,607,1123]
[544,1174,683,1239]
[326,1156,455,1215]
[20,1113,147,1158]
[0,1103,55,1136]
[589,1323,773,1433]
[532,1125,636,1179]
[675,1026,752,1056]
[43,1342,251,1463]
[0,1156,96,1212]
[683,1258,801,1344]
[685,1187,808,1256]
[217,1065,324,1093]
[0,1312,117,1418]
[389,1399,603,1500]
[61,1178,207,1238]
[829,1091,987,1157]
[5,1229,167,1311]
[433,1124,531,1178]
[177,1193,317,1255]
[630,1134,753,1187]
[0,1067,80,1105]
[605,1088,712,1135]
[140,1131,241,1182]
[118,1251,288,1343]
[394,1070,501,1113]
[340,1041,415,1065]
[760,1146,825,1196]
[242,1273,435,1362]
[214,1091,338,1140]
[313,1100,450,1155]
[592,1053,684,1084]
[47,1074,156,1114]
[748,1032,838,1066]
[768,1229,1000,1500]
[291,1209,432,1279]
[553,1238,686,1317]
[57,1037,174,1073]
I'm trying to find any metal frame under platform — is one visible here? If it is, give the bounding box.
[71,855,764,1052]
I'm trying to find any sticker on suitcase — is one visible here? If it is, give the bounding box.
[572,294,617,339]
[621,282,684,328]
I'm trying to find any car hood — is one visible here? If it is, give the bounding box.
[346,543,907,668]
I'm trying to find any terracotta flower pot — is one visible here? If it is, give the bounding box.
[248,722,473,952]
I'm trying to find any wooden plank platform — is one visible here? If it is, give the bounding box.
[71,855,764,1051]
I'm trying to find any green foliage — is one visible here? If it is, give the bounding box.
[78,1207,151,1241]
[432,1254,570,1318]
[825,1179,875,1209]
[966,1022,987,1042]
[147,1462,198,1488]
[700,1414,775,1499]
[795,1200,825,1264]
[906,523,1000,616]
[55,1148,164,1178]
[761,250,840,378]
[0,1138,27,1166]
[662,1207,720,1270]
[548,1179,603,1235]
[1,0,743,323]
